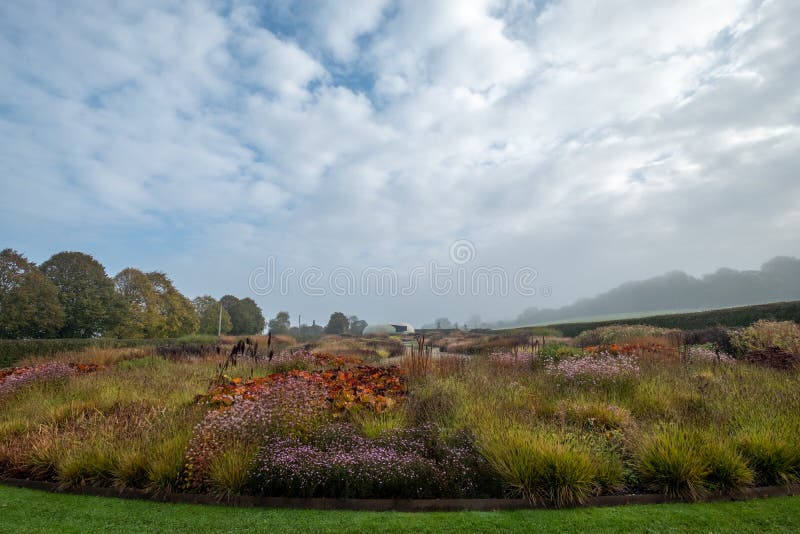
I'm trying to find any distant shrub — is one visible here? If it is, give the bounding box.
[539,343,584,363]
[155,343,219,359]
[546,301,800,338]
[575,325,676,347]
[742,347,800,371]
[687,345,734,363]
[365,337,404,358]
[0,337,220,368]
[731,320,800,355]
[683,327,735,355]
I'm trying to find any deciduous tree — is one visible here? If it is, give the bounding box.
[194,295,232,335]
[41,251,126,337]
[221,295,266,335]
[0,248,65,338]
[268,311,291,335]
[325,312,349,335]
[348,315,368,336]
[113,268,160,338]
[146,272,199,337]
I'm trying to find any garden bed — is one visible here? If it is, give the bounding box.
[2,326,800,509]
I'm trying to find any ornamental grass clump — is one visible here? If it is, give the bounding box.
[558,401,631,431]
[736,427,800,486]
[704,440,754,492]
[350,407,407,439]
[634,427,753,499]
[636,427,710,500]
[477,425,611,507]
[146,430,194,493]
[207,442,259,499]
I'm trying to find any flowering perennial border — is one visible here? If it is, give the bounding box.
[0,362,100,397]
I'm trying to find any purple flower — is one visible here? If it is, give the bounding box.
[546,353,640,385]
[0,362,77,398]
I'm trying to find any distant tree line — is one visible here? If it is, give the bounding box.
[494,256,800,329]
[529,300,800,338]
[266,310,367,339]
[0,249,266,339]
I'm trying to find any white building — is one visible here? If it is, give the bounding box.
[363,322,415,335]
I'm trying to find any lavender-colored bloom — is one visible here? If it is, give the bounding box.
[688,345,734,363]
[270,349,317,366]
[0,362,77,398]
[489,349,537,366]
[252,423,494,498]
[185,375,328,490]
[546,352,640,385]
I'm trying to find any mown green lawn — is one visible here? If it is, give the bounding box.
[2,485,800,533]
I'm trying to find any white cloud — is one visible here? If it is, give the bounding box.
[1,0,798,324]
[308,0,389,62]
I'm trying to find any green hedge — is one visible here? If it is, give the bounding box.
[510,300,800,338]
[0,335,218,368]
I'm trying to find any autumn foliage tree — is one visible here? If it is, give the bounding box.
[112,269,199,338]
[40,251,127,337]
[146,272,199,337]
[2,248,262,339]
[0,248,65,338]
[113,268,160,338]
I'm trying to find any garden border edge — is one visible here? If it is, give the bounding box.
[2,477,799,512]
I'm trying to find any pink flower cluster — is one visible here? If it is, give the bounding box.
[256,436,437,498]
[489,349,536,366]
[0,362,77,397]
[688,345,734,363]
[546,353,640,384]
[253,424,487,498]
[185,374,328,489]
[270,349,317,365]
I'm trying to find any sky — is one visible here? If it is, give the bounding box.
[1,0,799,327]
